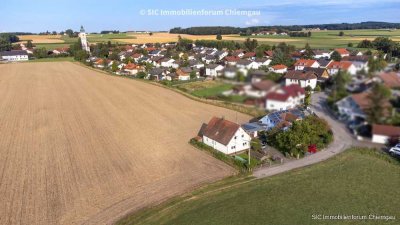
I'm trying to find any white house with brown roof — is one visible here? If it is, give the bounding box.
[124,63,143,75]
[294,59,320,71]
[236,60,259,70]
[265,84,305,111]
[201,117,251,155]
[206,64,225,77]
[335,92,390,122]
[331,48,350,58]
[313,50,330,59]
[235,80,279,99]
[326,61,357,75]
[160,58,179,68]
[269,64,287,74]
[284,70,318,89]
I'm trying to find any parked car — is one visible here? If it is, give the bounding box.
[389,145,400,156]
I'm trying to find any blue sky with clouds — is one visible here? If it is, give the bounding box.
[1,0,399,32]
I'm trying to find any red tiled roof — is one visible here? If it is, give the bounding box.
[327,61,353,70]
[294,59,317,67]
[243,52,256,58]
[95,59,104,64]
[252,80,276,91]
[334,48,350,55]
[372,124,400,137]
[132,53,142,58]
[264,50,274,57]
[176,69,189,76]
[225,56,240,62]
[124,63,138,70]
[379,72,400,89]
[203,117,240,146]
[145,47,157,51]
[271,64,287,70]
[351,92,390,112]
[284,70,318,80]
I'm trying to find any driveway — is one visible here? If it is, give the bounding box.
[253,92,376,178]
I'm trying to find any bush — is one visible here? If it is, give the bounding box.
[267,116,333,158]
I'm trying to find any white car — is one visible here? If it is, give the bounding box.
[389,145,400,156]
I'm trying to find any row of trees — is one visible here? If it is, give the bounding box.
[170,22,400,35]
[170,26,241,35]
[357,37,400,57]
[288,31,311,37]
[100,30,120,34]
[194,39,240,51]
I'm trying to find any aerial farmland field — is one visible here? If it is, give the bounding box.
[18,29,400,50]
[0,62,250,225]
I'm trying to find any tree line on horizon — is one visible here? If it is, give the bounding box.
[170,22,400,35]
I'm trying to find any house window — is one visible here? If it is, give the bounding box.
[234,136,237,139]
[241,134,244,138]
[243,142,247,146]
[231,146,236,149]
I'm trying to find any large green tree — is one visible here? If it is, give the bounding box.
[0,38,11,51]
[244,38,258,52]
[366,84,391,124]
[303,43,314,59]
[330,51,342,61]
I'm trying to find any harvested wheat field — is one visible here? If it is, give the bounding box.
[0,62,250,225]
[116,33,247,44]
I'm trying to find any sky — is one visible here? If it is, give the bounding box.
[1,0,400,33]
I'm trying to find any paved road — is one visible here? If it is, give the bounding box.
[253,92,373,178]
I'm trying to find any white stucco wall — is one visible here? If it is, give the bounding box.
[203,128,251,155]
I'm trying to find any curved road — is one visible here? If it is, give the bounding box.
[253,92,368,178]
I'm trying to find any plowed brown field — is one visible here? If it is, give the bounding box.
[0,62,250,225]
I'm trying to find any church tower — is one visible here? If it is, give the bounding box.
[79,26,90,52]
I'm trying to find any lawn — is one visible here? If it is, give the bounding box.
[26,57,74,63]
[177,80,234,98]
[118,148,400,225]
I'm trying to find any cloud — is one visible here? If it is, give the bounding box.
[245,18,261,26]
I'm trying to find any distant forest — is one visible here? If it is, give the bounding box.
[170,21,400,35]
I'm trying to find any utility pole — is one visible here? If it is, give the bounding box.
[248,138,251,168]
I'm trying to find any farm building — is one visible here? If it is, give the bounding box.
[0,50,29,61]
[372,124,400,144]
